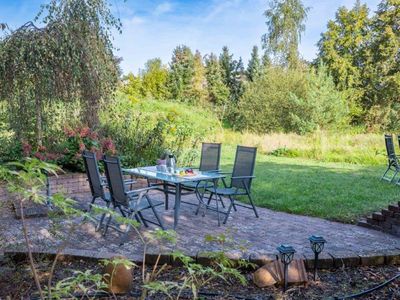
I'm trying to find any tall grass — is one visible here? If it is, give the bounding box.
[213,129,387,166]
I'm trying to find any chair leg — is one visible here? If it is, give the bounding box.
[103,214,113,236]
[96,201,110,232]
[223,200,234,224]
[137,211,148,227]
[390,170,399,183]
[195,188,206,216]
[218,195,226,208]
[247,193,259,218]
[207,193,213,205]
[381,166,391,181]
[215,192,220,226]
[146,195,165,230]
[119,212,134,245]
[228,196,237,212]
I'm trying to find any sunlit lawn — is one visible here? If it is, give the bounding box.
[218,145,399,224]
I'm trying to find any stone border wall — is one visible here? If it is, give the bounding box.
[358,201,400,237]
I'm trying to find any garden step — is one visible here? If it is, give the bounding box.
[381,209,393,217]
[366,216,380,226]
[388,205,400,213]
[372,212,385,221]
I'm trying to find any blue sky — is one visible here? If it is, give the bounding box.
[0,0,381,74]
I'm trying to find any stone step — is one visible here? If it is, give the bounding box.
[388,205,400,213]
[382,209,394,218]
[372,212,385,221]
[366,216,380,226]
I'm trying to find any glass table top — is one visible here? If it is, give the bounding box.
[123,166,225,184]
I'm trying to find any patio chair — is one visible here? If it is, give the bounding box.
[381,134,400,182]
[82,150,110,230]
[182,143,222,206]
[202,145,259,225]
[102,155,164,243]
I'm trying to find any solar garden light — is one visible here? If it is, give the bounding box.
[277,244,296,292]
[309,235,327,281]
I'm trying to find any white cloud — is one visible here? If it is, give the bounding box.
[154,2,173,16]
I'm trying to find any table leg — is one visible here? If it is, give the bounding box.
[163,181,169,210]
[174,183,181,230]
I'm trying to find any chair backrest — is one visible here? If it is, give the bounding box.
[199,142,222,172]
[102,155,128,207]
[231,145,257,190]
[385,134,396,161]
[82,151,104,198]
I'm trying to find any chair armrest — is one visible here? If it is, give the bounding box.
[218,171,232,175]
[126,186,159,195]
[124,179,137,185]
[231,176,255,180]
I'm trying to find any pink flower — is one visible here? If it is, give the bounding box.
[79,143,86,151]
[33,152,45,161]
[38,145,47,152]
[22,141,32,157]
[64,127,76,138]
[80,127,91,138]
[102,138,116,155]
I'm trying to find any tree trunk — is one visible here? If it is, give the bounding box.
[82,90,100,129]
[35,96,43,147]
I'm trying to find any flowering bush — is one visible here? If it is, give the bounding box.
[17,126,116,172]
[57,126,116,172]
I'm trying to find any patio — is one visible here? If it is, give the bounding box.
[1,179,400,267]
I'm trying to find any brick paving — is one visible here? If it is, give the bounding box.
[1,174,400,267]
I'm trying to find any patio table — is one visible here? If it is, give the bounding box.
[123,166,225,229]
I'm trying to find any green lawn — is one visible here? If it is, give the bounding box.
[218,145,399,224]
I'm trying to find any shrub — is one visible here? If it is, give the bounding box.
[236,65,348,134]
[99,93,218,167]
[56,126,116,172]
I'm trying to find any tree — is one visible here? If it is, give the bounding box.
[120,73,143,102]
[317,0,371,121]
[219,46,245,103]
[246,46,262,81]
[287,63,348,134]
[262,0,309,68]
[192,50,208,104]
[141,58,169,100]
[167,45,195,103]
[0,0,121,146]
[362,0,400,129]
[205,53,229,109]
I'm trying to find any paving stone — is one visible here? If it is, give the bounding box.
[302,251,334,270]
[382,249,400,265]
[359,251,385,266]
[328,251,361,268]
[1,178,400,269]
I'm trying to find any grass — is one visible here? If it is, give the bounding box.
[216,144,399,224]
[213,129,387,166]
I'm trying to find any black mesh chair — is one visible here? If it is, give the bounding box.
[202,145,259,225]
[382,134,400,182]
[82,150,110,230]
[182,143,222,205]
[102,155,164,242]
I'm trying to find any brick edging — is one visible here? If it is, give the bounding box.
[358,201,400,237]
[3,247,400,270]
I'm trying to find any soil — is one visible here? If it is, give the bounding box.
[0,257,399,300]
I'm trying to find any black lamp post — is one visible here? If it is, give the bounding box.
[277,244,296,292]
[309,235,327,281]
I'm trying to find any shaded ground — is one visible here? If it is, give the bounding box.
[0,256,399,299]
